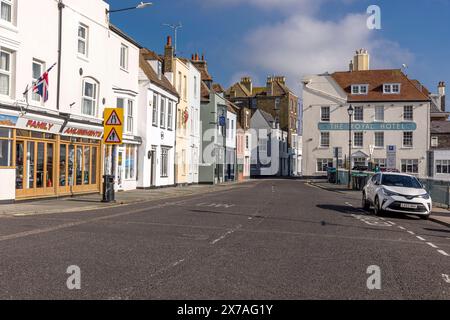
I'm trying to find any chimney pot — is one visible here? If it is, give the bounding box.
[167,36,172,46]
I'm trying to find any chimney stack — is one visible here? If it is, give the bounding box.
[349,60,354,72]
[164,36,174,73]
[439,81,446,112]
[240,77,253,94]
[267,76,275,96]
[353,49,370,71]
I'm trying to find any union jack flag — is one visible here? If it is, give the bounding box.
[32,63,56,102]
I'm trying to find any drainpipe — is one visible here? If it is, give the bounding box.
[57,0,64,111]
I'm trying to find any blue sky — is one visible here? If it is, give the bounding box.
[107,0,450,100]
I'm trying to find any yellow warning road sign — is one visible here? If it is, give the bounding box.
[103,108,123,145]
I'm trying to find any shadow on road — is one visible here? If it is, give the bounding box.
[316,204,361,214]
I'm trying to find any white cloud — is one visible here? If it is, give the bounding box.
[238,13,413,93]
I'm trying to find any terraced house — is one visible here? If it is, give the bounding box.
[0,0,140,201]
[226,76,299,176]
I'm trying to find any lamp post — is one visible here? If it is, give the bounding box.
[347,105,354,189]
[107,2,152,14]
[101,1,152,202]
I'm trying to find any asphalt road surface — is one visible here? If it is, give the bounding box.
[0,179,449,299]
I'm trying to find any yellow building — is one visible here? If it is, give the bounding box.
[163,36,189,185]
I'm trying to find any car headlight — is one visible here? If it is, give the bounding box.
[382,188,399,197]
[418,193,430,200]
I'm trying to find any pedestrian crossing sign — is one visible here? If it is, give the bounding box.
[103,108,123,145]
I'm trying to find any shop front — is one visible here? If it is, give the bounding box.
[0,107,104,201]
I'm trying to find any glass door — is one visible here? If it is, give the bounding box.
[15,141,24,190]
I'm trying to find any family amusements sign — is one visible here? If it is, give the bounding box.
[318,122,417,131]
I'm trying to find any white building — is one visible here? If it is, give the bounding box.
[185,59,201,184]
[302,50,431,178]
[137,49,179,188]
[250,109,287,176]
[0,0,140,201]
[225,102,237,181]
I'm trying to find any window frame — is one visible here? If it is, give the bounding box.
[403,105,414,121]
[160,97,166,129]
[401,159,418,174]
[167,100,173,130]
[321,106,330,122]
[383,83,401,94]
[126,100,134,133]
[81,78,98,117]
[317,158,333,173]
[0,127,13,168]
[431,136,438,147]
[78,23,89,58]
[374,132,384,148]
[31,59,45,103]
[152,94,158,127]
[120,43,129,71]
[374,105,384,121]
[351,84,368,95]
[403,131,413,148]
[353,106,364,122]
[0,0,13,24]
[353,131,363,148]
[320,132,330,148]
[0,49,11,97]
[161,147,169,178]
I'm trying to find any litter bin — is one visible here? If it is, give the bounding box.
[352,173,368,191]
[327,167,337,183]
[102,175,115,202]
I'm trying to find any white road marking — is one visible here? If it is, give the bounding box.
[416,236,426,241]
[407,231,415,235]
[345,202,353,207]
[398,226,406,230]
[387,221,396,225]
[442,274,450,283]
[427,242,438,249]
[210,224,242,245]
[437,250,449,257]
[172,259,185,267]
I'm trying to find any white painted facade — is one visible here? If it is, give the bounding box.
[302,74,430,177]
[0,0,140,200]
[187,62,201,184]
[137,65,178,188]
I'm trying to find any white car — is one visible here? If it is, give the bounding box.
[362,172,432,219]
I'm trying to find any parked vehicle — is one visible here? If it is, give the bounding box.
[362,172,432,219]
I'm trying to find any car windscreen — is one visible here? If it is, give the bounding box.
[381,175,422,188]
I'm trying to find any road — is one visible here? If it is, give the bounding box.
[0,179,449,299]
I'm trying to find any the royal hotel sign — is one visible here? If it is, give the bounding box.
[318,122,417,131]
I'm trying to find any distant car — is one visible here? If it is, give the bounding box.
[362,172,432,219]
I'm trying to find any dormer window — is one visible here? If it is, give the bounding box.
[351,84,368,95]
[383,83,401,94]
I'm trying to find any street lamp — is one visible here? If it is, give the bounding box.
[107,2,152,14]
[347,105,354,189]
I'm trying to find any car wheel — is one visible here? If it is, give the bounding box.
[362,192,370,211]
[419,214,430,220]
[374,197,383,216]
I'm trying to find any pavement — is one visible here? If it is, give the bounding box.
[0,179,449,299]
[308,180,450,228]
[0,182,247,217]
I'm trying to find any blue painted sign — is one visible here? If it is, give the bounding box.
[318,122,416,131]
[219,116,226,127]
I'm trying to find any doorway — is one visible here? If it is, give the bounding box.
[149,148,156,187]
